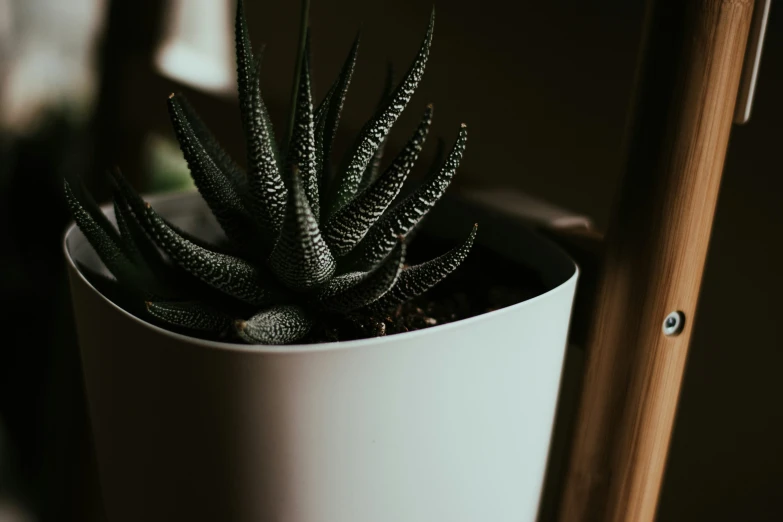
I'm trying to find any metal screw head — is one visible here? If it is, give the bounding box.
[662,311,685,336]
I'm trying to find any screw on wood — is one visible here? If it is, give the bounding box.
[662,311,685,336]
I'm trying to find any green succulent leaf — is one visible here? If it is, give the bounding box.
[402,136,446,244]
[113,197,143,263]
[146,301,234,334]
[323,104,432,257]
[110,170,274,306]
[168,94,262,257]
[370,223,476,312]
[235,305,312,344]
[64,180,141,289]
[316,240,405,313]
[319,32,360,190]
[358,61,396,192]
[285,0,312,150]
[236,0,287,242]
[314,81,335,188]
[175,94,246,190]
[269,169,336,291]
[114,183,239,298]
[143,204,274,306]
[109,167,237,258]
[349,123,467,271]
[287,50,320,221]
[328,9,435,215]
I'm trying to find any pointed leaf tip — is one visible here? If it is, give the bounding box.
[64,179,141,289]
[328,10,435,215]
[110,168,274,306]
[316,32,360,197]
[370,223,476,313]
[269,170,336,291]
[349,123,467,271]
[166,94,258,254]
[287,52,320,220]
[235,1,286,242]
[324,103,433,257]
[317,240,405,314]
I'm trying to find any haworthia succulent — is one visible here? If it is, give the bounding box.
[67,6,481,346]
[235,305,312,344]
[327,10,435,215]
[316,241,405,313]
[358,62,396,193]
[323,104,433,257]
[235,0,287,242]
[287,51,320,221]
[168,94,261,257]
[349,123,467,272]
[269,170,336,291]
[371,224,476,312]
[146,301,234,334]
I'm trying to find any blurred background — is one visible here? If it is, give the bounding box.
[0,0,780,520]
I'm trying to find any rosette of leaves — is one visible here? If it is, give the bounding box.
[64,1,476,345]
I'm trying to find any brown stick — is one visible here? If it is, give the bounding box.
[557,2,755,522]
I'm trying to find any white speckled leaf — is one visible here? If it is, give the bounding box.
[287,52,320,221]
[314,82,334,191]
[168,95,261,256]
[235,305,312,345]
[175,94,245,190]
[323,104,432,257]
[350,123,467,272]
[358,62,396,193]
[110,169,273,306]
[65,180,139,288]
[236,0,287,242]
[328,10,435,216]
[143,205,273,306]
[319,33,359,192]
[316,241,405,313]
[370,224,476,312]
[269,171,336,291]
[112,190,179,294]
[147,301,234,334]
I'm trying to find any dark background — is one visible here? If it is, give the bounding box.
[0,0,780,520]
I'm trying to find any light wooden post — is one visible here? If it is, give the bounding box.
[557,1,756,522]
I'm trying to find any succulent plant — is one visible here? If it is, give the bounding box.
[64,0,476,345]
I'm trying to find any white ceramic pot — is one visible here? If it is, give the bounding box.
[64,190,578,522]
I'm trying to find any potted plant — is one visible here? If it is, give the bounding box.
[63,2,578,521]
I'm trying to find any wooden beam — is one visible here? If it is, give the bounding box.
[557,1,755,521]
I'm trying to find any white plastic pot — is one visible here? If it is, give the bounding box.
[64,190,578,522]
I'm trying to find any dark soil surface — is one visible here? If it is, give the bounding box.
[304,233,547,343]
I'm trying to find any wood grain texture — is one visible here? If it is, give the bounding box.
[557,1,755,522]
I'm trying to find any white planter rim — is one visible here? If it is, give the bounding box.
[63,189,579,355]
